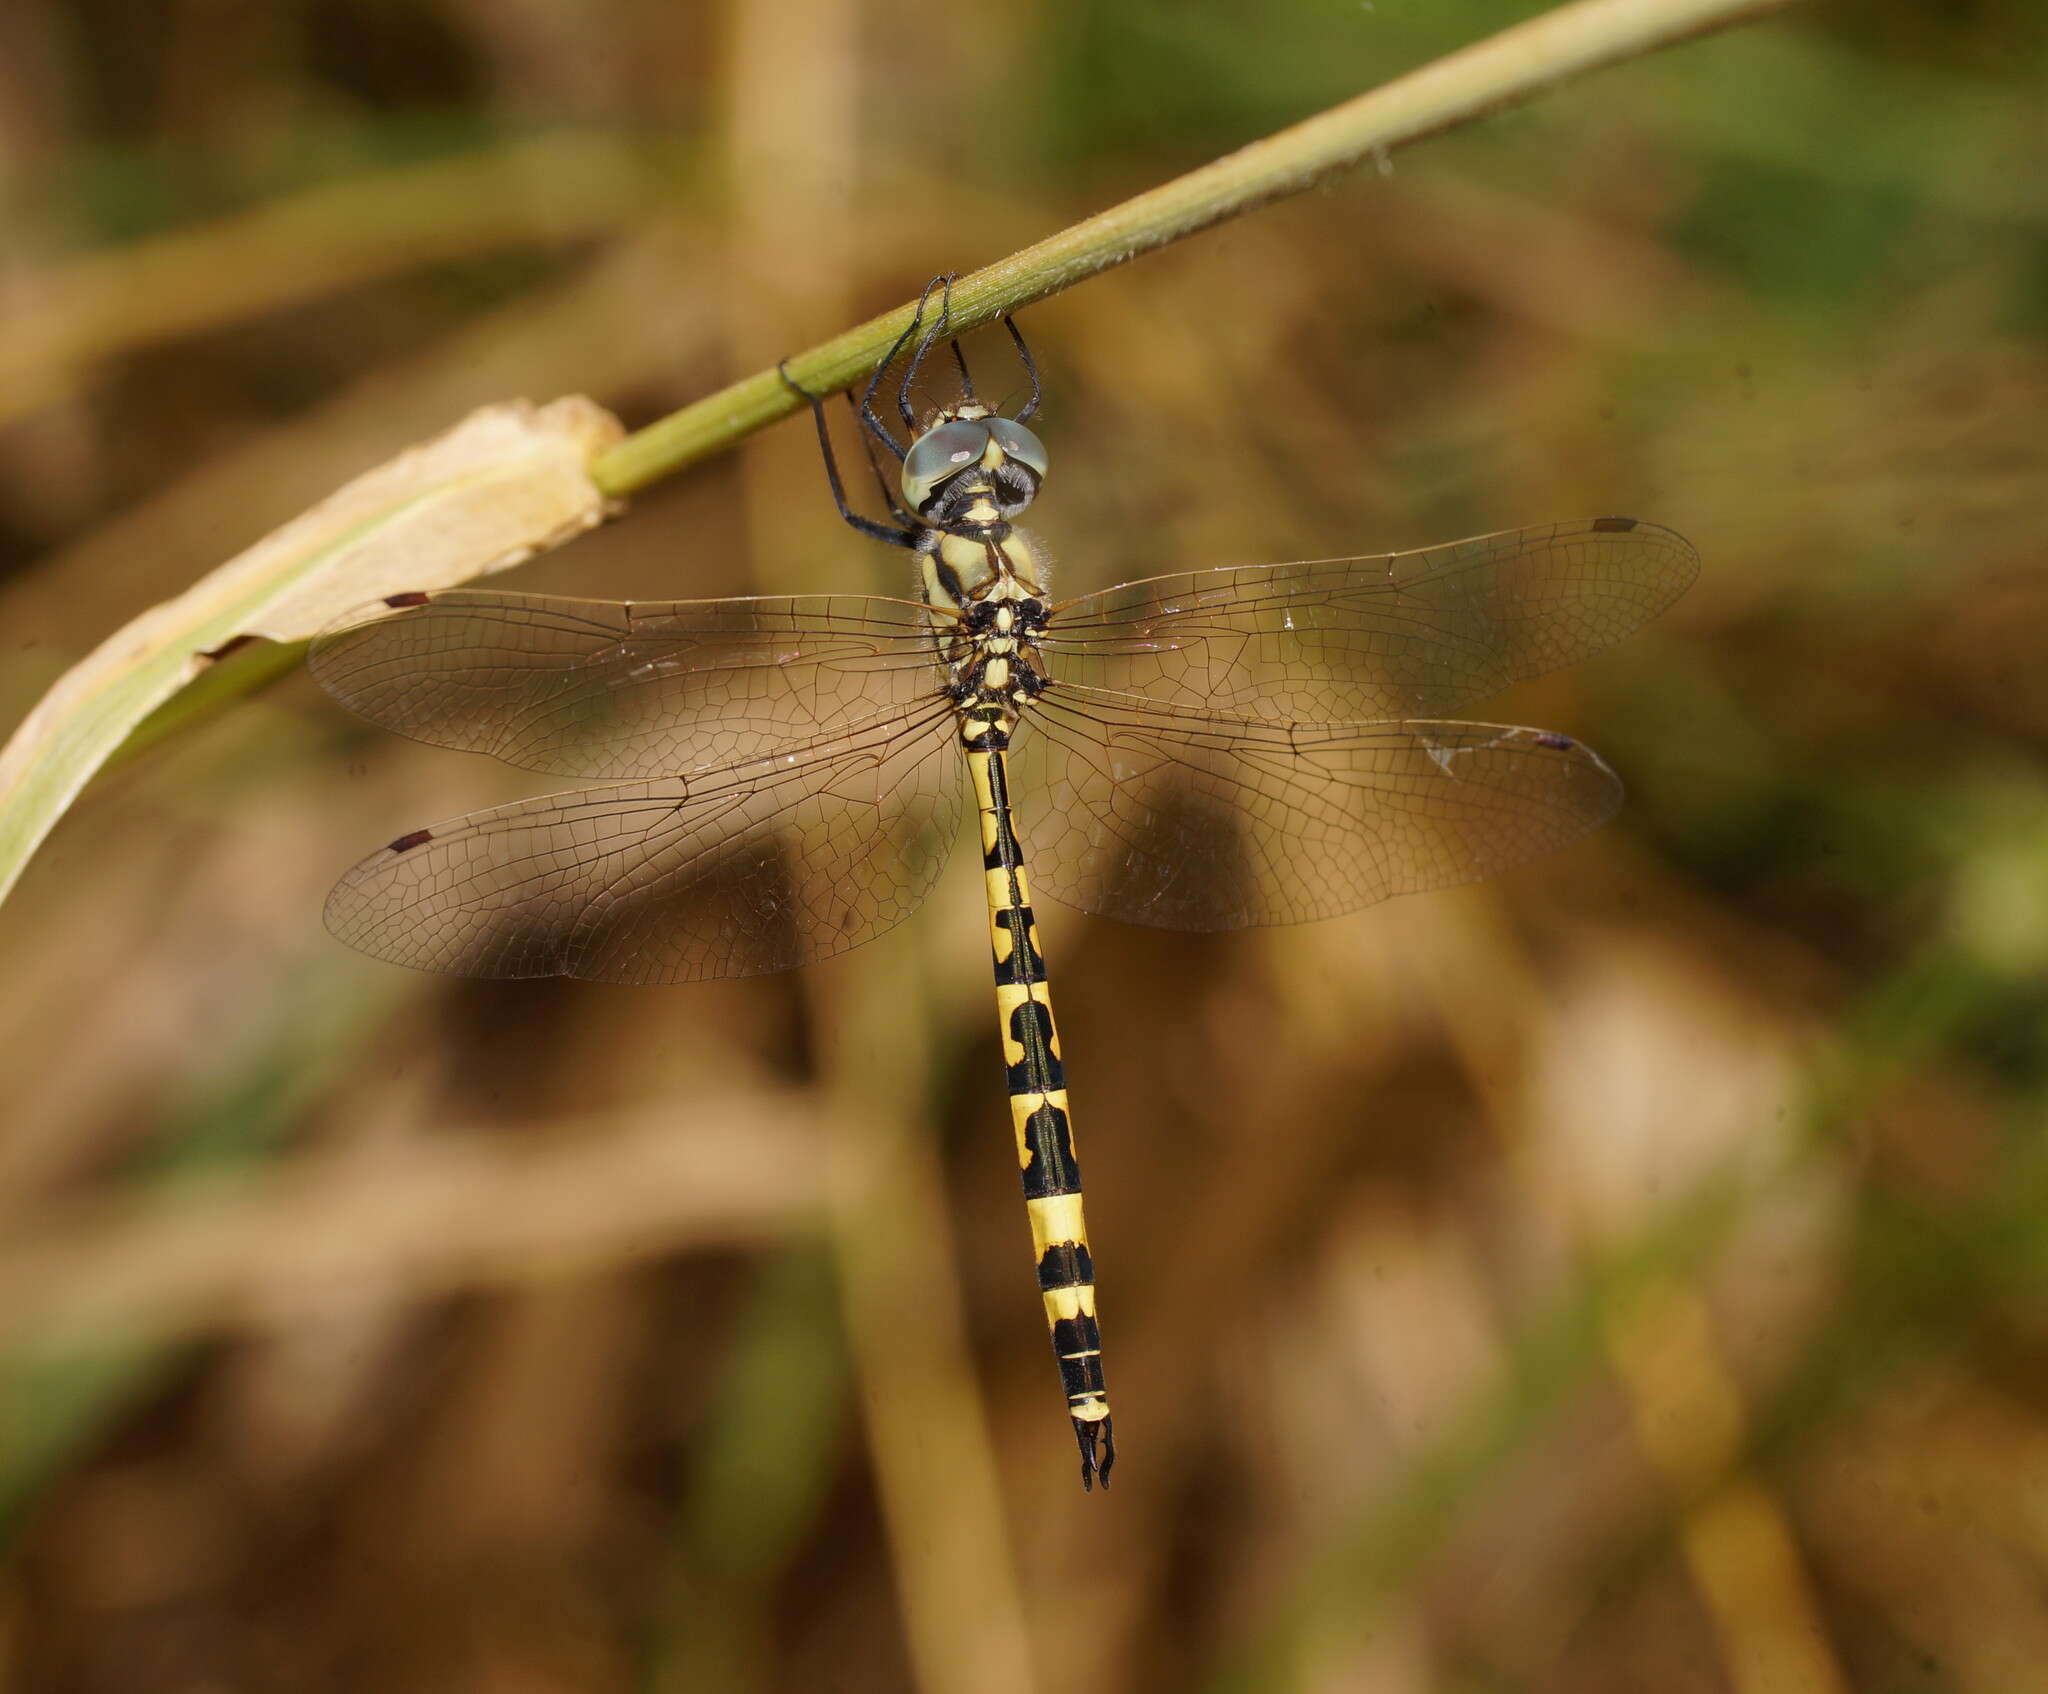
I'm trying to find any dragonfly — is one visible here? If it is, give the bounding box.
[311,277,1697,1490]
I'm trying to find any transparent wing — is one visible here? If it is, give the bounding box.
[310,589,948,780]
[325,701,964,984]
[1040,519,1696,720]
[1010,684,1621,931]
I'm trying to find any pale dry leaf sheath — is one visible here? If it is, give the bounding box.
[0,396,624,905]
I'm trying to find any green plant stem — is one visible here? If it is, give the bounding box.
[591,0,1803,498]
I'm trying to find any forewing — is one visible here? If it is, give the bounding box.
[326,702,964,983]
[311,589,947,779]
[1040,518,1696,721]
[1010,685,1620,931]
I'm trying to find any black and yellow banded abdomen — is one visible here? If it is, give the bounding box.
[964,732,1114,1489]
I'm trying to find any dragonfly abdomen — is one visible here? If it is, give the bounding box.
[963,725,1115,1490]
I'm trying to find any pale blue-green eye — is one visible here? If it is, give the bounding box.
[902,420,991,510]
[987,418,1048,480]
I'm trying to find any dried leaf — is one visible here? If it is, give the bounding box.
[0,396,624,906]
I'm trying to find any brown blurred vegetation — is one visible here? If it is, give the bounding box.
[3,2,2047,1690]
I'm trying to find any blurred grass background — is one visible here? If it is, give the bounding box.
[2,1,2046,1690]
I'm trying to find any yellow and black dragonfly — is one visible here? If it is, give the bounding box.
[311,279,1696,1490]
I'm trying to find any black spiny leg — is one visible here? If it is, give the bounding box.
[1003,315,1042,424]
[778,363,919,549]
[846,394,921,531]
[898,274,955,433]
[857,274,949,464]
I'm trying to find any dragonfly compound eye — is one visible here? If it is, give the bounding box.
[903,419,992,511]
[986,418,1048,481]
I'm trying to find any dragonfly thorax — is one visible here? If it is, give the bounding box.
[950,639,1049,713]
[937,575,1052,726]
[922,524,1053,615]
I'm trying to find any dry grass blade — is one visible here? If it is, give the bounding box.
[0,130,673,430]
[0,1100,818,1348]
[0,396,622,907]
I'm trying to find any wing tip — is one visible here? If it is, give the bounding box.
[1583,514,1701,570]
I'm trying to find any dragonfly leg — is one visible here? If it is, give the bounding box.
[1001,316,1042,424]
[897,273,955,432]
[779,362,919,549]
[857,274,949,462]
[845,393,921,530]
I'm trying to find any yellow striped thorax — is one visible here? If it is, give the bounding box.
[931,552,1053,743]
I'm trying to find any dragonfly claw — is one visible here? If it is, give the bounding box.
[776,359,816,402]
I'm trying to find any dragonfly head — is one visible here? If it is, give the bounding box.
[903,405,1048,523]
